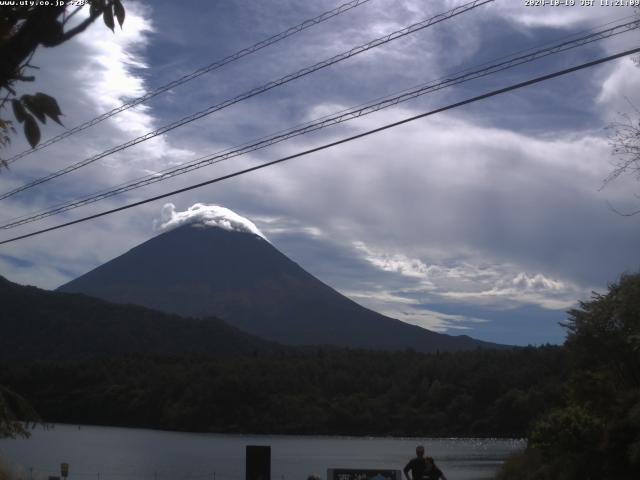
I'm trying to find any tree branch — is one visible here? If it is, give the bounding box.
[606,200,640,217]
[62,5,84,25]
[54,7,106,46]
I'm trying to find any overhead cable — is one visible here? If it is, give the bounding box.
[4,0,373,165]
[1,45,638,246]
[0,0,494,201]
[2,17,638,230]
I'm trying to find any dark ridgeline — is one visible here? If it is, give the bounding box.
[0,275,283,362]
[58,224,504,352]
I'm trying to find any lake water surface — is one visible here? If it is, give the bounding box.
[0,425,523,480]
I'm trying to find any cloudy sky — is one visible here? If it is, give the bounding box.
[1,0,639,345]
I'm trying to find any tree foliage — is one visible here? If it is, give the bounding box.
[0,385,39,439]
[497,272,640,479]
[0,0,125,157]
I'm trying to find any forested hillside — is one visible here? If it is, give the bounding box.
[0,275,283,361]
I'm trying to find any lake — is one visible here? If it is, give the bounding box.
[0,425,524,480]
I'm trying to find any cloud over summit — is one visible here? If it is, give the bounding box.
[157,203,268,240]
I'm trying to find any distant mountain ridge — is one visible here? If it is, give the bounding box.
[0,275,282,362]
[58,224,505,352]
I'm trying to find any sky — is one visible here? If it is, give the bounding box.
[1,0,640,346]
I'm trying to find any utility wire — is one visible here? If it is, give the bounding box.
[1,46,637,247]
[4,0,373,165]
[0,0,494,201]
[3,15,636,229]
[2,17,638,230]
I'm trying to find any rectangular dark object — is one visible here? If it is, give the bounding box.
[246,445,271,480]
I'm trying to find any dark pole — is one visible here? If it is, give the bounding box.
[246,446,271,480]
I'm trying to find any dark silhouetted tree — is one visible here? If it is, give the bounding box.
[497,272,640,480]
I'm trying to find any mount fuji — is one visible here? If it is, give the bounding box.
[58,205,504,352]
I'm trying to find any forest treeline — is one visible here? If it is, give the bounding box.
[0,346,566,438]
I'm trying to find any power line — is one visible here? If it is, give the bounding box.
[2,17,637,231]
[1,46,637,247]
[14,8,632,231]
[4,0,373,165]
[0,0,494,201]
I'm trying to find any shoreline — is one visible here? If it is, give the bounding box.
[9,422,527,442]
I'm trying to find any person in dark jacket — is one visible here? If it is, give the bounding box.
[403,445,447,480]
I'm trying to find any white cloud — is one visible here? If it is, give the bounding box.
[0,257,68,289]
[344,290,420,306]
[385,308,489,332]
[440,272,582,310]
[156,203,268,240]
[353,241,436,282]
[597,57,640,119]
[512,272,565,291]
[351,240,584,310]
[490,2,628,29]
[252,215,325,238]
[345,288,489,332]
[70,4,152,114]
[67,4,194,174]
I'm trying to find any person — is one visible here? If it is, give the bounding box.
[403,445,447,480]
